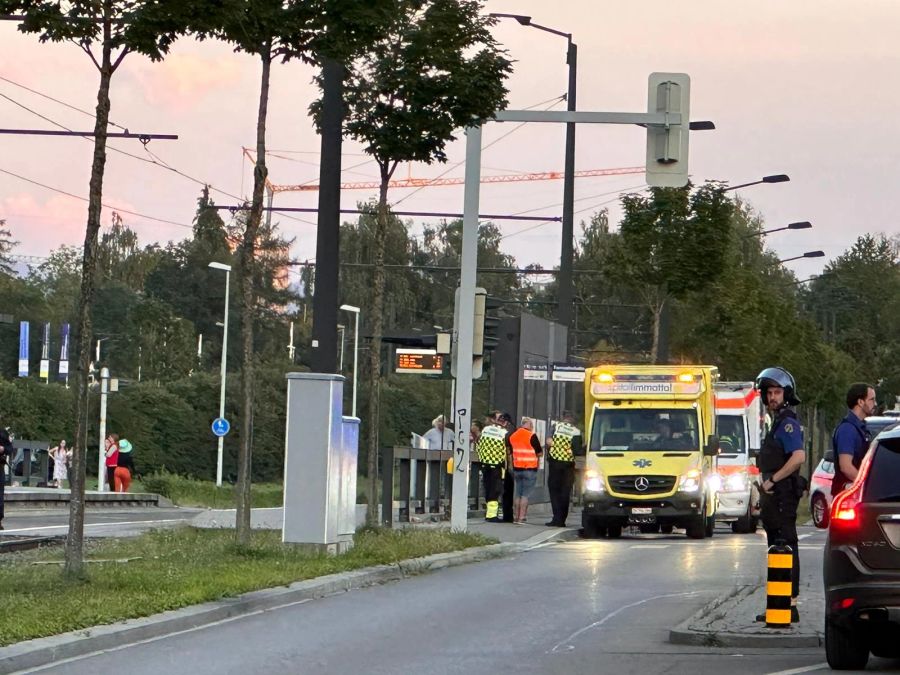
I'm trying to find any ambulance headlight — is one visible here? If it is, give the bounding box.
[724,472,748,492]
[678,469,702,493]
[584,470,605,493]
[707,473,723,493]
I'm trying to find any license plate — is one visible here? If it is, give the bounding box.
[631,507,653,515]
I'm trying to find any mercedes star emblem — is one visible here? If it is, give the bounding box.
[634,476,650,491]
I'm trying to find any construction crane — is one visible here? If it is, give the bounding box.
[242,147,643,195]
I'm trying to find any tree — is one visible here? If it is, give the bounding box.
[0,0,194,575]
[198,0,395,545]
[0,220,17,276]
[321,0,511,521]
[614,183,734,362]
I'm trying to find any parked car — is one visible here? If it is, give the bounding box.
[810,416,899,529]
[823,425,900,669]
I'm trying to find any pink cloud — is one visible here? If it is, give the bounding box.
[127,52,243,111]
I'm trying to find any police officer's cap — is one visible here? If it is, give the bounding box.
[755,366,800,405]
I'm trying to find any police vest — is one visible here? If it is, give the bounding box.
[757,407,799,475]
[509,428,539,470]
[549,422,580,462]
[477,424,507,466]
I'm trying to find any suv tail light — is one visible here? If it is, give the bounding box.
[831,450,874,527]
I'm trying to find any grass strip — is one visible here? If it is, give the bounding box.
[0,526,494,647]
[138,471,284,509]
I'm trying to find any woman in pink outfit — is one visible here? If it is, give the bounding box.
[104,433,119,491]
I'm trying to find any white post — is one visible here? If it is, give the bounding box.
[340,305,361,418]
[209,262,232,488]
[450,125,482,532]
[98,367,109,492]
[217,268,230,487]
[338,325,345,372]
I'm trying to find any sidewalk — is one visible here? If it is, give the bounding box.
[669,559,824,648]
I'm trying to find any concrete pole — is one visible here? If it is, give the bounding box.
[351,310,359,417]
[450,126,482,531]
[558,39,578,330]
[98,367,109,492]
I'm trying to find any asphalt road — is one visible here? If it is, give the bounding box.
[1,507,200,538]
[19,523,900,675]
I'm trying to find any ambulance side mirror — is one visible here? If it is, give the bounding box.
[703,435,720,456]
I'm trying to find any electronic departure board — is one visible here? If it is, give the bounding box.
[395,349,444,374]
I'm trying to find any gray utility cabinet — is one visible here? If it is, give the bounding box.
[283,373,358,554]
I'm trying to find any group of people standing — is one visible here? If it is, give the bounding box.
[474,410,583,526]
[104,433,136,493]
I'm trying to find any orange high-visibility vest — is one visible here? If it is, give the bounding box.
[509,428,539,469]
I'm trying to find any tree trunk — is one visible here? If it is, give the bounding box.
[64,16,114,579]
[235,51,271,546]
[366,178,390,525]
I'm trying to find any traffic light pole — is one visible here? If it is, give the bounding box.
[452,97,699,531]
[450,126,482,531]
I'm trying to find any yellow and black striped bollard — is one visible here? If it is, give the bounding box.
[765,540,793,628]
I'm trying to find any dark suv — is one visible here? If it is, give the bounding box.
[824,426,900,669]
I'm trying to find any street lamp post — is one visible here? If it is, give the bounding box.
[491,13,577,330]
[742,221,812,239]
[209,262,231,487]
[724,174,790,192]
[778,250,825,264]
[340,304,360,418]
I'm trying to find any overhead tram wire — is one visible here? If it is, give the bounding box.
[0,83,316,227]
[0,167,193,230]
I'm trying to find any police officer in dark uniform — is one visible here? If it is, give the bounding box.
[754,367,806,623]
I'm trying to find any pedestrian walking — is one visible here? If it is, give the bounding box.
[104,433,119,492]
[831,382,876,496]
[474,413,509,522]
[0,422,11,530]
[754,367,806,623]
[508,417,543,524]
[545,411,583,527]
[49,440,70,489]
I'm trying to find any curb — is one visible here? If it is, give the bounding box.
[668,584,823,648]
[0,530,572,674]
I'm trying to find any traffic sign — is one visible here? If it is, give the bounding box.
[212,417,230,437]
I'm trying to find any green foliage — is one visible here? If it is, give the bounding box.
[140,470,283,508]
[0,379,73,442]
[0,219,16,276]
[0,526,493,647]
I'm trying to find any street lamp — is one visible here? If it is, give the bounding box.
[742,221,812,239]
[724,174,790,192]
[340,304,360,418]
[778,250,825,264]
[209,261,231,487]
[491,12,577,330]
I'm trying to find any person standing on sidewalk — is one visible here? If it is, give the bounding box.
[115,438,135,492]
[475,414,509,522]
[831,382,876,497]
[754,367,806,623]
[104,433,119,492]
[49,440,70,489]
[545,411,583,527]
[0,422,11,530]
[507,417,543,524]
[496,412,516,523]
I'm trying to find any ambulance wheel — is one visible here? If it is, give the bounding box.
[606,525,623,539]
[704,513,715,538]
[733,506,758,534]
[660,524,674,534]
[686,515,706,539]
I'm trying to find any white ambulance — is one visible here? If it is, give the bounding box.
[712,382,762,533]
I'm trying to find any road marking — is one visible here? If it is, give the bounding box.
[1,519,186,535]
[630,544,670,549]
[11,597,316,673]
[764,662,828,675]
[547,591,705,653]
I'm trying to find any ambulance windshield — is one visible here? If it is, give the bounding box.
[716,415,746,454]
[590,409,700,452]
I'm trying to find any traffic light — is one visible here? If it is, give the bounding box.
[645,72,690,188]
[482,295,503,353]
[452,287,502,379]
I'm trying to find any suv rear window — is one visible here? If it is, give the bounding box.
[864,437,900,502]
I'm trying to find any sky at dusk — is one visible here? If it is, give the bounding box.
[2,0,899,285]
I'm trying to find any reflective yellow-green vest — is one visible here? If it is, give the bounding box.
[549,421,580,462]
[477,424,507,466]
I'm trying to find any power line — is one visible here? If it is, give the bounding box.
[0,167,193,230]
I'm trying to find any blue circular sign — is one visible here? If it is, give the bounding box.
[211,417,230,437]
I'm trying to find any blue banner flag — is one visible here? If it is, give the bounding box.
[18,321,29,377]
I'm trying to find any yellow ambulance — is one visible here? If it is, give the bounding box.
[581,365,720,539]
